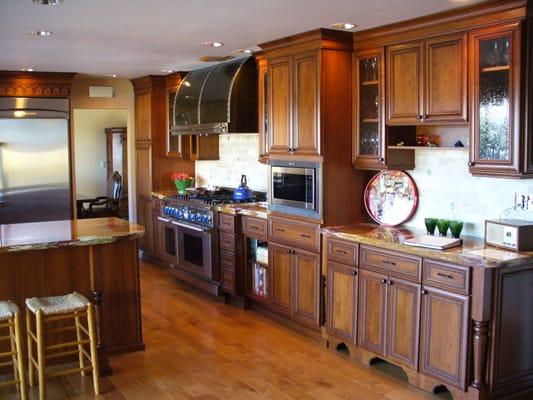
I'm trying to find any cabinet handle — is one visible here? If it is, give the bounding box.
[421,289,428,295]
[335,249,349,255]
[423,115,428,119]
[380,279,387,284]
[437,272,454,280]
[378,157,385,163]
[382,259,396,266]
[387,280,394,285]
[275,228,285,233]
[249,225,259,230]
[416,115,422,120]
[352,270,358,276]
[468,162,475,167]
[300,233,312,239]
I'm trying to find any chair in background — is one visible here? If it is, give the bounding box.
[79,171,126,219]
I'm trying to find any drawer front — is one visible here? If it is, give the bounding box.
[219,231,235,251]
[220,250,235,269]
[269,217,320,252]
[221,268,235,293]
[360,245,421,281]
[423,259,470,294]
[327,238,358,266]
[218,213,236,233]
[242,216,268,240]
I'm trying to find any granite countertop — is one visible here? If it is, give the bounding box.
[216,202,269,219]
[322,223,533,269]
[151,190,176,200]
[0,217,145,253]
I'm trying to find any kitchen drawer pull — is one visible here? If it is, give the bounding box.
[421,289,428,295]
[380,279,387,284]
[352,270,357,276]
[249,225,259,230]
[300,234,312,239]
[335,249,349,255]
[437,272,454,280]
[387,280,394,285]
[382,259,396,266]
[275,228,285,233]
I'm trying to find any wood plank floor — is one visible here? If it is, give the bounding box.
[1,260,447,399]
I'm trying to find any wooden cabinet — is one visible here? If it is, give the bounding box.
[292,247,321,328]
[269,243,292,316]
[268,52,319,156]
[326,262,358,343]
[386,34,467,125]
[218,213,243,297]
[358,268,421,369]
[420,286,469,389]
[257,54,269,164]
[469,22,528,177]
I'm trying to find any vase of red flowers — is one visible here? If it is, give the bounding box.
[171,173,193,195]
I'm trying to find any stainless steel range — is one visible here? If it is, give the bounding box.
[159,188,265,295]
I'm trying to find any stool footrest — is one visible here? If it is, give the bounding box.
[46,339,90,351]
[45,349,80,360]
[0,350,17,358]
[0,379,20,388]
[45,325,77,335]
[47,365,92,378]
[0,360,15,368]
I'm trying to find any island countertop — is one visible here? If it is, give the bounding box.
[0,217,144,253]
[322,223,533,269]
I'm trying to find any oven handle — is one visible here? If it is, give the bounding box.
[171,220,209,233]
[157,216,170,223]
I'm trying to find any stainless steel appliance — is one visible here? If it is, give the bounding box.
[160,188,265,295]
[0,97,71,224]
[485,219,533,251]
[269,160,321,219]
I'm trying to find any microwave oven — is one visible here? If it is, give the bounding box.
[269,160,321,219]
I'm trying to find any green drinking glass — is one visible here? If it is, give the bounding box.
[449,220,464,239]
[437,219,450,236]
[424,218,438,235]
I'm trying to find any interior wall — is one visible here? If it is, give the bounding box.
[195,134,268,191]
[70,76,136,220]
[404,149,533,237]
[73,109,128,197]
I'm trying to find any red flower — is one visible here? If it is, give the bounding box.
[170,173,190,181]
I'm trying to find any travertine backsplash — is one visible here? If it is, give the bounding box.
[404,148,533,237]
[195,134,268,191]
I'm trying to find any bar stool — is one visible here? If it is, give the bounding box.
[25,292,100,400]
[0,301,26,400]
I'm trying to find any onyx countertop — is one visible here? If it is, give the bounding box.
[0,217,144,253]
[322,223,533,269]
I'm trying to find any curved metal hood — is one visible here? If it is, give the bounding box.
[171,56,258,135]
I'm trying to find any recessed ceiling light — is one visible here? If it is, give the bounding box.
[161,69,174,73]
[202,41,224,48]
[33,0,63,4]
[330,22,356,30]
[233,49,253,54]
[28,30,53,37]
[182,81,191,87]
[106,74,118,78]
[22,68,35,72]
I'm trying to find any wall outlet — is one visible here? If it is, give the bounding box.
[514,193,533,210]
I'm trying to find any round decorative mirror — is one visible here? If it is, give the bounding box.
[364,170,418,227]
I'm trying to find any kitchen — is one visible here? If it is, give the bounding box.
[1,0,533,399]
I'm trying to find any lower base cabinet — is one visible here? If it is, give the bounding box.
[420,286,469,390]
[270,243,292,315]
[358,269,387,356]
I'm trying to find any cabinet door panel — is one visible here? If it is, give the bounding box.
[269,243,292,315]
[386,278,420,370]
[292,249,320,329]
[326,262,357,342]
[268,57,291,153]
[293,51,319,155]
[387,42,424,124]
[358,269,387,356]
[420,287,469,389]
[425,34,467,123]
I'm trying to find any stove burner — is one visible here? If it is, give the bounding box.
[170,188,265,206]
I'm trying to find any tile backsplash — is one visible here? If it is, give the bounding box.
[195,134,268,191]
[404,148,533,237]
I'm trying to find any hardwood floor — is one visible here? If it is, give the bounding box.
[1,260,445,399]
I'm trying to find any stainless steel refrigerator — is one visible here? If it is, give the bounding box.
[0,97,72,224]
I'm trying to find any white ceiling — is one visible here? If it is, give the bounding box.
[0,0,483,79]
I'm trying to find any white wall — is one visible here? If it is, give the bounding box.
[73,109,128,197]
[404,148,533,237]
[195,134,268,191]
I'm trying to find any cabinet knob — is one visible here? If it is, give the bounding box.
[378,157,385,163]
[468,161,475,167]
[380,279,387,284]
[387,280,394,285]
[421,289,428,295]
[352,270,357,276]
[423,115,428,119]
[416,115,422,120]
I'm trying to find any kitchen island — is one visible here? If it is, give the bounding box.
[0,217,145,375]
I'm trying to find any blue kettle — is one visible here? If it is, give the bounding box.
[233,175,253,201]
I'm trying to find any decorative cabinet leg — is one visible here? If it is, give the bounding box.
[472,320,489,389]
[92,290,112,376]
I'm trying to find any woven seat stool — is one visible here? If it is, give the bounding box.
[25,292,99,400]
[0,301,26,400]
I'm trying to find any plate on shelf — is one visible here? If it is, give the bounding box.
[364,170,418,227]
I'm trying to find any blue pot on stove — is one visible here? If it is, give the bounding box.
[233,175,253,201]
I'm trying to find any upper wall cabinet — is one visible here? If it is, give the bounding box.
[386,34,468,125]
[469,22,531,178]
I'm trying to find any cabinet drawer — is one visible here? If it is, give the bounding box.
[218,213,236,233]
[242,216,268,240]
[219,231,235,251]
[327,238,358,266]
[269,217,320,252]
[360,245,421,281]
[220,250,235,269]
[221,268,235,292]
[423,259,470,294]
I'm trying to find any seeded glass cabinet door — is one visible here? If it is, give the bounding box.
[469,23,522,176]
[353,48,386,169]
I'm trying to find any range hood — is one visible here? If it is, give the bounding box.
[171,56,258,135]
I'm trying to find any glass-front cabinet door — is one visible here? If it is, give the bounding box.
[353,48,385,170]
[469,23,521,176]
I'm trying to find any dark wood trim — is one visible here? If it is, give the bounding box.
[0,71,75,97]
[259,28,352,54]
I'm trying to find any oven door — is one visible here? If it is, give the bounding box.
[174,221,216,280]
[271,166,316,210]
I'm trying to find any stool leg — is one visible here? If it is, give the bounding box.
[26,309,34,387]
[36,310,46,400]
[14,313,27,400]
[8,321,19,387]
[87,304,100,395]
[74,312,87,376]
